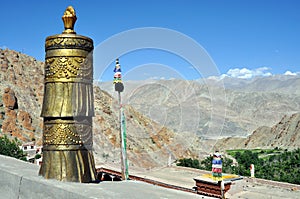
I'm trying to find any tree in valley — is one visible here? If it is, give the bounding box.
[0,135,26,161]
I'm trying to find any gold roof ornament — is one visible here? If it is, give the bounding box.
[62,6,77,34]
[39,6,96,183]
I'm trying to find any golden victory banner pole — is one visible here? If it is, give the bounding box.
[39,6,96,182]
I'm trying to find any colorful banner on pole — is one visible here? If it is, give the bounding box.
[113,58,124,92]
[212,152,222,181]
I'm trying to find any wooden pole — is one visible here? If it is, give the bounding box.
[118,91,127,180]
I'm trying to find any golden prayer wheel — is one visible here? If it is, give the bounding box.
[39,6,96,182]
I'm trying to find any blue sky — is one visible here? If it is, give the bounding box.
[1,0,299,81]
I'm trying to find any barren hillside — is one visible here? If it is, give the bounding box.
[215,113,300,151]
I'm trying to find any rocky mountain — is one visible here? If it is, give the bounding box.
[215,113,300,151]
[99,76,300,139]
[0,48,203,169]
[0,49,44,143]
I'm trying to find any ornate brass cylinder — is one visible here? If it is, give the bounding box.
[39,6,96,182]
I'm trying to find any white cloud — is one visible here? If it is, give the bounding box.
[146,76,165,80]
[207,67,300,80]
[284,71,298,76]
[226,67,272,79]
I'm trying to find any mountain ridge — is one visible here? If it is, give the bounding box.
[99,76,300,138]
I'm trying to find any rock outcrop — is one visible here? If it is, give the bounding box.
[1,88,35,142]
[2,88,17,110]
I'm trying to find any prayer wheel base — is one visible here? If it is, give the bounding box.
[39,149,96,183]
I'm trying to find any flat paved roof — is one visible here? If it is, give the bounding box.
[97,163,300,199]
